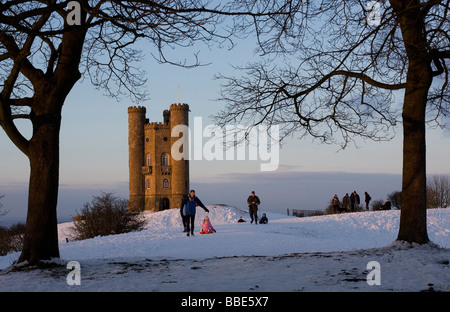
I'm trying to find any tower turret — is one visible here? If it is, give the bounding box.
[169,103,190,209]
[128,106,146,211]
[163,109,170,125]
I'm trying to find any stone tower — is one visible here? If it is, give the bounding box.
[169,103,190,211]
[128,106,146,211]
[128,104,190,211]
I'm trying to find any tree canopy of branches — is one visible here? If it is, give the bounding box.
[215,0,450,244]
[0,1,300,265]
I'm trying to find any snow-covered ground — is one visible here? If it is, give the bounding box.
[0,206,449,292]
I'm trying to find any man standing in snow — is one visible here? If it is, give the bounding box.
[354,191,361,211]
[350,192,355,211]
[342,193,350,212]
[247,191,261,224]
[364,192,372,211]
[180,196,189,233]
[351,191,360,212]
[180,190,209,236]
[332,194,341,213]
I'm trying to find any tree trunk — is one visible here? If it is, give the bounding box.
[15,11,87,264]
[397,73,430,244]
[18,108,62,264]
[392,0,432,244]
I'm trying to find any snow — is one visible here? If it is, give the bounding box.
[0,206,449,292]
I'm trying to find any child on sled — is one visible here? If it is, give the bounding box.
[200,216,216,234]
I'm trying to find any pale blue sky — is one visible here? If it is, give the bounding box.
[1,37,450,224]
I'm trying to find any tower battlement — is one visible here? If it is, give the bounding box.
[145,122,170,130]
[170,103,189,111]
[128,106,146,113]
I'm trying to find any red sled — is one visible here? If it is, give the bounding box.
[200,229,215,234]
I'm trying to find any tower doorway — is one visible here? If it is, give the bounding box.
[161,197,170,211]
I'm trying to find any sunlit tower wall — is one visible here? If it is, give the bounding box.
[143,116,171,211]
[128,106,147,211]
[169,103,190,209]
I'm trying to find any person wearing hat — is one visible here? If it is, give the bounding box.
[259,213,268,224]
[247,191,261,224]
[180,190,209,236]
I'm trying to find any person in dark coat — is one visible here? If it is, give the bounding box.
[351,191,360,211]
[259,213,268,224]
[180,196,189,232]
[350,192,355,211]
[247,191,261,224]
[332,194,341,213]
[342,193,350,213]
[364,192,372,211]
[355,191,361,205]
[180,190,209,236]
[384,199,392,210]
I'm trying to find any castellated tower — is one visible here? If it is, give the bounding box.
[128,106,146,211]
[169,103,190,211]
[128,103,190,211]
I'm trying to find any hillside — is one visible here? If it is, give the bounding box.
[0,206,449,292]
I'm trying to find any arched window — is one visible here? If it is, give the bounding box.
[161,153,169,166]
[163,178,170,189]
[146,154,151,166]
[146,179,150,189]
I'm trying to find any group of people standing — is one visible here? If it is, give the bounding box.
[332,191,372,213]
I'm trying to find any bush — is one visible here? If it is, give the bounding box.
[325,199,337,214]
[0,194,25,255]
[0,223,25,256]
[370,199,385,211]
[72,192,145,240]
[387,191,402,209]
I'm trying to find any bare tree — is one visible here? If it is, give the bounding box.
[427,174,450,208]
[387,190,402,210]
[215,0,450,244]
[0,1,297,265]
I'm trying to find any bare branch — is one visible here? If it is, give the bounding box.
[11,113,30,120]
[215,0,449,148]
